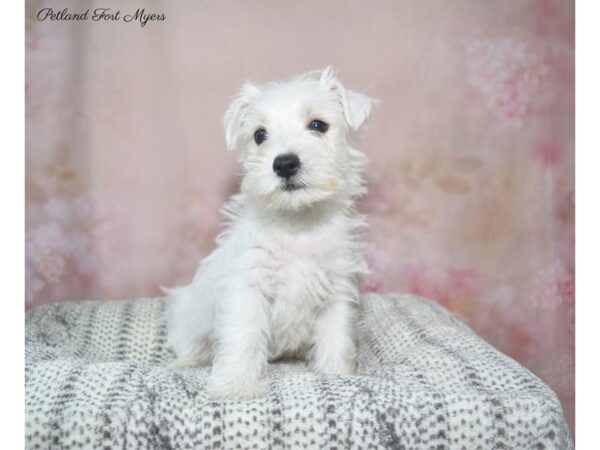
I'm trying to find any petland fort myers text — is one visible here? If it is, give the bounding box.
[37,8,165,27]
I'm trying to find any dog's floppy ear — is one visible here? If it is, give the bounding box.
[223,83,261,151]
[320,67,378,131]
[341,89,378,130]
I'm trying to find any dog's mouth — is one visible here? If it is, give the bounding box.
[281,179,305,192]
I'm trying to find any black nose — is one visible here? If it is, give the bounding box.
[273,153,300,179]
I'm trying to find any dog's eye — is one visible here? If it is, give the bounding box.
[308,119,329,134]
[254,128,268,145]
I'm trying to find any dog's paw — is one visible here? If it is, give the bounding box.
[206,375,266,401]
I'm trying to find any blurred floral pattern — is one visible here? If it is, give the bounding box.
[25,0,574,435]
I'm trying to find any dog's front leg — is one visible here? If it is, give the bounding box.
[309,289,358,376]
[207,287,269,400]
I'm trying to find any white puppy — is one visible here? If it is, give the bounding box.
[166,67,376,400]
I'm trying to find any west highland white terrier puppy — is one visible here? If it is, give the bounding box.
[166,67,377,400]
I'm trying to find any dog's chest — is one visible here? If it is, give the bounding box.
[257,230,341,357]
[261,229,339,296]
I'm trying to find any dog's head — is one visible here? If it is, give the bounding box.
[223,67,377,211]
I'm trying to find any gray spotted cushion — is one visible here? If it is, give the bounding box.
[25,293,572,449]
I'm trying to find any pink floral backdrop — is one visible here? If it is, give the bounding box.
[25,0,575,434]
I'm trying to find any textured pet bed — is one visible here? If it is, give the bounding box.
[25,293,572,449]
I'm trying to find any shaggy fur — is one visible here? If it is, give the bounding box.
[166,67,377,400]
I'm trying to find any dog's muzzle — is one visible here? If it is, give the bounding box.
[273,153,300,179]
